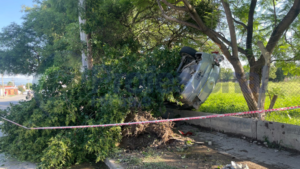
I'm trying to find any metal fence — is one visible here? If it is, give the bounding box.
[198,77,300,123]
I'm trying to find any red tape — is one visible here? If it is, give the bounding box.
[1,106,299,130]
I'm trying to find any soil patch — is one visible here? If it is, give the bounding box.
[112,121,281,169]
[120,110,175,150]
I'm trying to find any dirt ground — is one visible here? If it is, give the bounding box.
[111,124,278,169]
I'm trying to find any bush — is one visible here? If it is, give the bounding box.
[18,85,25,93]
[0,46,182,168]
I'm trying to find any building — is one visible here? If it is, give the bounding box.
[4,86,18,95]
[0,87,4,96]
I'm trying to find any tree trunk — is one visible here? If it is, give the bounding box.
[269,95,278,109]
[230,61,258,111]
[249,63,263,102]
[157,0,300,113]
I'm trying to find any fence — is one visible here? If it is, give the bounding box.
[199,77,300,125]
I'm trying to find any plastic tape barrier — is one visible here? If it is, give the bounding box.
[1,106,299,130]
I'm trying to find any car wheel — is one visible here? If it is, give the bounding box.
[177,47,198,73]
[179,46,197,58]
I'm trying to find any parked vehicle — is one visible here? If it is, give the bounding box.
[177,47,224,109]
[25,91,33,100]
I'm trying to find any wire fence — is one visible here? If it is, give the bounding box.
[199,77,300,124]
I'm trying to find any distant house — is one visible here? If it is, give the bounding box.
[5,86,18,95]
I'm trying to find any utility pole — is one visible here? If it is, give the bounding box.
[12,77,15,86]
[1,74,4,98]
[79,0,88,71]
[79,0,93,70]
[27,78,30,90]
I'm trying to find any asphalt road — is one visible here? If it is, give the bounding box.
[0,95,27,110]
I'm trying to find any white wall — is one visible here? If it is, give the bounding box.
[0,88,3,96]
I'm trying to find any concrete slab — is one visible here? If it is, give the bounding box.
[105,159,124,169]
[165,109,257,138]
[178,125,300,169]
[165,109,212,128]
[257,121,300,151]
[210,116,257,138]
[165,108,300,152]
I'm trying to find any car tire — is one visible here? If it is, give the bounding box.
[179,46,197,59]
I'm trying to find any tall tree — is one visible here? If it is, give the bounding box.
[155,0,300,111]
[0,1,82,75]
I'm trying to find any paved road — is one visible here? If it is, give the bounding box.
[0,95,37,169]
[0,95,27,110]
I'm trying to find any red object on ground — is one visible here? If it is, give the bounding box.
[178,130,193,136]
[212,51,219,54]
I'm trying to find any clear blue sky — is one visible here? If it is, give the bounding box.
[0,0,35,32]
[0,0,35,78]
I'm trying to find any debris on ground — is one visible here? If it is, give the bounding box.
[120,110,175,149]
[113,124,278,169]
[178,130,193,136]
[222,161,249,169]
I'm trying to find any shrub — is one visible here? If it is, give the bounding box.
[0,46,182,168]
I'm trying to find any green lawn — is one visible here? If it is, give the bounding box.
[198,79,300,125]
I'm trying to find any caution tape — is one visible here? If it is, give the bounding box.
[1,106,299,130]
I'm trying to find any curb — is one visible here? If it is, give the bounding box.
[105,158,124,169]
[165,108,300,152]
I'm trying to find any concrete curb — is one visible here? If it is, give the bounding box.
[105,158,124,169]
[164,108,300,152]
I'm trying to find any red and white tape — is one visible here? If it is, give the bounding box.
[1,106,299,130]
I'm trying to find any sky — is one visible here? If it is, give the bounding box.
[0,0,36,79]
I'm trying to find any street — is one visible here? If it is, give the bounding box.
[0,95,27,110]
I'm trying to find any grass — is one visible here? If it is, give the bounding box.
[198,79,300,125]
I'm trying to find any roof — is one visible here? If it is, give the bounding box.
[4,86,18,89]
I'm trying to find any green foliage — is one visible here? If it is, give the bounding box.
[275,67,285,81]
[267,86,285,99]
[7,81,13,86]
[269,65,277,79]
[26,83,32,89]
[186,0,220,31]
[199,81,300,126]
[220,68,234,81]
[18,85,25,93]
[91,45,182,115]
[0,0,81,75]
[0,46,182,168]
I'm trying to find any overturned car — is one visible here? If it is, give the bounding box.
[177,47,224,109]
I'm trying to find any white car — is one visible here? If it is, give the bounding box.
[177,47,224,109]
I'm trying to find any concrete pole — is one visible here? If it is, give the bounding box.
[79,0,88,71]
[257,41,271,121]
[27,79,30,90]
[1,74,4,98]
